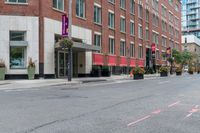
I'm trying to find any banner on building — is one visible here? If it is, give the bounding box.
[62,14,69,37]
[166,47,171,57]
[151,43,156,58]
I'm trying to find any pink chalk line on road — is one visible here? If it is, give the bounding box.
[184,105,199,119]
[127,115,151,127]
[168,101,181,108]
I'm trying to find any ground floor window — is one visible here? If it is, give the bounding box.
[10,47,26,69]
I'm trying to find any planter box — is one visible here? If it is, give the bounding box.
[160,72,168,77]
[133,74,144,80]
[0,68,6,80]
[28,67,35,80]
[102,71,111,77]
[188,71,193,75]
[176,72,182,76]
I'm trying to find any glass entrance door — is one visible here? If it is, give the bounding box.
[58,51,68,78]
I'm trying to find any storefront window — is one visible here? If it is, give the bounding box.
[10,47,26,69]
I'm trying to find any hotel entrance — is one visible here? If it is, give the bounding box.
[57,51,68,78]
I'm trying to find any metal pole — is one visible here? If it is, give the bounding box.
[68,0,73,81]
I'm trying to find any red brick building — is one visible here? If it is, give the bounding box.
[0,0,182,79]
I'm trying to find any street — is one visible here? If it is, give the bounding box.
[0,75,200,133]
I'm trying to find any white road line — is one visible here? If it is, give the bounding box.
[127,115,151,127]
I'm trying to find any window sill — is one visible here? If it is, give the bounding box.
[4,2,28,5]
[108,1,115,5]
[120,7,126,11]
[10,68,26,70]
[108,27,115,31]
[120,31,126,34]
[76,16,87,21]
[94,22,102,26]
[52,8,66,14]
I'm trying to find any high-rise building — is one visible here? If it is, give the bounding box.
[181,0,200,38]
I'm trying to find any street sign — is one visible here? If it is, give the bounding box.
[62,14,69,37]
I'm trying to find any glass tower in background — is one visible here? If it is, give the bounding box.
[181,0,200,38]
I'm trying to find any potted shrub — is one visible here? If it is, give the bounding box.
[197,67,200,74]
[159,66,168,77]
[101,66,111,77]
[176,67,182,76]
[188,67,194,75]
[0,59,6,80]
[27,58,36,80]
[133,66,145,80]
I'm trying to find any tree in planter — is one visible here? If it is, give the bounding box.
[27,58,36,80]
[175,67,182,76]
[0,59,6,80]
[159,66,168,77]
[132,66,145,80]
[59,38,73,81]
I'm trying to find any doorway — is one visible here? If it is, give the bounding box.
[57,51,68,78]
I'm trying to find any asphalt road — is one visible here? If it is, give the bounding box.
[0,74,200,133]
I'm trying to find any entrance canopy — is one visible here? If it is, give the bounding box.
[55,38,101,52]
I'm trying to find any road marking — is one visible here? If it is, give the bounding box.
[151,109,162,115]
[184,105,199,119]
[127,115,151,127]
[168,101,180,108]
[158,81,170,84]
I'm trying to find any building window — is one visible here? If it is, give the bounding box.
[146,9,149,22]
[130,21,134,35]
[94,4,101,24]
[120,0,126,9]
[156,50,160,60]
[108,0,115,4]
[76,0,85,18]
[130,43,135,57]
[10,31,26,41]
[94,34,101,53]
[152,32,159,47]
[161,6,167,18]
[138,25,143,39]
[138,45,143,58]
[152,0,158,11]
[120,41,126,56]
[6,0,27,3]
[130,0,135,14]
[169,0,173,6]
[138,4,143,18]
[109,38,115,55]
[10,31,27,69]
[162,20,167,32]
[146,29,149,40]
[120,17,126,32]
[108,11,115,29]
[53,0,64,11]
[162,37,167,47]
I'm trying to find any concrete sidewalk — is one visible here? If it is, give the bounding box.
[0,74,160,90]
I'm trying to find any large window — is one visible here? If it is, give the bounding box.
[76,0,85,18]
[10,31,26,69]
[6,0,27,3]
[138,4,143,18]
[109,38,115,55]
[152,32,159,47]
[53,0,64,11]
[94,4,102,24]
[120,0,126,9]
[120,41,126,56]
[138,25,143,39]
[138,45,143,58]
[130,43,135,57]
[130,0,135,14]
[94,34,101,53]
[120,17,126,32]
[108,11,115,29]
[130,21,134,35]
